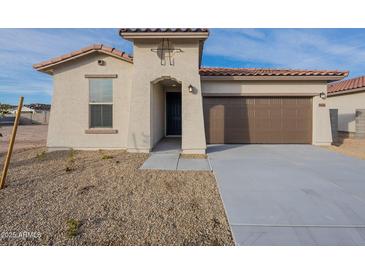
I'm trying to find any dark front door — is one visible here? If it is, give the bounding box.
[166,92,182,136]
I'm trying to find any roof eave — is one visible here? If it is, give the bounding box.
[119,31,209,41]
[200,75,347,81]
[328,86,365,97]
[35,68,54,75]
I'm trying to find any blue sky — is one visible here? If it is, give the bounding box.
[1,28,365,105]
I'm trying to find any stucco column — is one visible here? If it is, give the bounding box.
[181,81,207,154]
[127,79,152,153]
[312,95,332,145]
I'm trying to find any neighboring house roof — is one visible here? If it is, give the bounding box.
[328,75,365,96]
[11,106,34,114]
[119,28,209,33]
[33,44,133,73]
[199,67,349,78]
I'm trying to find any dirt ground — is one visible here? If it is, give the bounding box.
[0,148,233,246]
[326,136,365,160]
[0,125,48,154]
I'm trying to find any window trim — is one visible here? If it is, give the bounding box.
[85,74,118,79]
[85,128,118,134]
[89,102,113,105]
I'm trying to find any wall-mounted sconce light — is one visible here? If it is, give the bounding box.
[319,92,327,99]
[97,60,105,66]
[188,84,193,93]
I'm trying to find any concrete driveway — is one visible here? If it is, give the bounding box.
[208,145,365,245]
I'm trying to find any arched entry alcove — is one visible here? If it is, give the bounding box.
[150,76,182,152]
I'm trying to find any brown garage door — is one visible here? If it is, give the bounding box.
[203,97,312,144]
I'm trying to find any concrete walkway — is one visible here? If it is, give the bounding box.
[140,138,211,171]
[208,144,365,245]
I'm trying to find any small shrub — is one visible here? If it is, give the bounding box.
[68,149,76,161]
[65,149,76,172]
[66,219,80,238]
[0,103,9,143]
[36,151,46,160]
[77,185,95,195]
[0,103,11,116]
[101,154,113,160]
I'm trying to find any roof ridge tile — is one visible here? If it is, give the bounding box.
[200,67,348,77]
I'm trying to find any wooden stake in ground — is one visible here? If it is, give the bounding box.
[0,96,24,189]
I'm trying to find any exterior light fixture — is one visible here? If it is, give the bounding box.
[188,84,193,93]
[97,60,105,66]
[319,92,327,99]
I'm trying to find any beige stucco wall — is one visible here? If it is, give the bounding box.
[312,95,333,145]
[48,52,133,149]
[127,39,206,154]
[202,80,333,145]
[202,80,326,95]
[327,91,365,133]
[151,83,165,146]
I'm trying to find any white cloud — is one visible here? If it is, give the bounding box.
[0,29,132,104]
[204,29,365,76]
[230,28,266,39]
[0,29,131,59]
[2,28,365,104]
[0,79,52,95]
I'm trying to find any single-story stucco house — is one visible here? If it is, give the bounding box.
[33,28,349,154]
[327,75,365,136]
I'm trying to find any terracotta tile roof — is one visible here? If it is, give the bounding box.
[119,28,208,33]
[33,44,133,70]
[328,75,365,96]
[199,67,349,77]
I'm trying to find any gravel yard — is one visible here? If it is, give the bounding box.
[326,136,365,160]
[0,125,47,153]
[0,148,233,246]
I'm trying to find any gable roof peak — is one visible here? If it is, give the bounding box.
[33,44,133,74]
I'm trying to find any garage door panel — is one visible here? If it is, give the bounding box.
[204,96,312,144]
